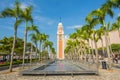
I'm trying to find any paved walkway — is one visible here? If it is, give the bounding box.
[0,60,120,80]
[0,67,120,80]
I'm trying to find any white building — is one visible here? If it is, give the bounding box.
[90,30,120,49]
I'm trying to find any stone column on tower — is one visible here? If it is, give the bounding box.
[57,22,65,60]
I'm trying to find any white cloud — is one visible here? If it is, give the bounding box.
[20,0,37,9]
[9,2,33,10]
[24,0,37,7]
[67,25,82,29]
[34,16,54,26]
[118,13,120,17]
[47,21,54,26]
[65,35,69,39]
[20,3,28,10]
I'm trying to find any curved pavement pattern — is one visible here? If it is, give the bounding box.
[21,60,97,75]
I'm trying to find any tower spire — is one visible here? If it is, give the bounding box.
[60,17,61,22]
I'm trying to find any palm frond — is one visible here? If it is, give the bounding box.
[1,8,15,17]
[111,22,119,30]
[107,9,114,18]
[117,16,120,21]
[21,6,33,22]
[14,19,23,29]
[0,13,3,18]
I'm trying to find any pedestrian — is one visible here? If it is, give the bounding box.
[115,57,118,64]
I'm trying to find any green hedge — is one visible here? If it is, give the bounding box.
[97,44,120,52]
[111,44,120,52]
[0,59,37,67]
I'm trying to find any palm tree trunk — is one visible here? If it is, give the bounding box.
[101,38,105,59]
[108,35,112,55]
[91,40,95,63]
[93,33,99,74]
[78,46,80,61]
[35,43,38,61]
[87,39,91,60]
[41,42,43,63]
[83,45,87,62]
[88,39,91,54]
[104,27,112,69]
[22,21,28,69]
[80,45,83,61]
[9,28,17,72]
[39,42,42,61]
[30,42,33,67]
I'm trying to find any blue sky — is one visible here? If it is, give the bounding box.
[0,0,119,50]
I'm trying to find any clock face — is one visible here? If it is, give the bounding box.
[59,35,62,40]
[59,27,62,33]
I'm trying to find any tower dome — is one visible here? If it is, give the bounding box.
[58,22,62,26]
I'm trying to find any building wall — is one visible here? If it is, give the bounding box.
[90,30,120,49]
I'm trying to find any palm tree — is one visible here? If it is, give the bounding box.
[66,32,82,61]
[38,33,49,61]
[82,25,94,56]
[48,41,53,58]
[100,5,114,69]
[21,6,33,68]
[65,40,75,61]
[41,34,49,51]
[27,24,39,33]
[69,32,82,61]
[28,23,39,65]
[51,47,56,54]
[1,1,23,72]
[117,16,120,21]
[85,15,103,73]
[43,40,53,53]
[96,27,105,58]
[92,29,100,72]
[41,33,49,60]
[111,17,120,38]
[105,0,120,9]
[50,47,56,59]
[43,40,53,60]
[86,6,114,68]
[70,27,92,62]
[30,32,39,61]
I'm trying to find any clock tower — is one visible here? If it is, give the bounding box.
[57,21,65,60]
